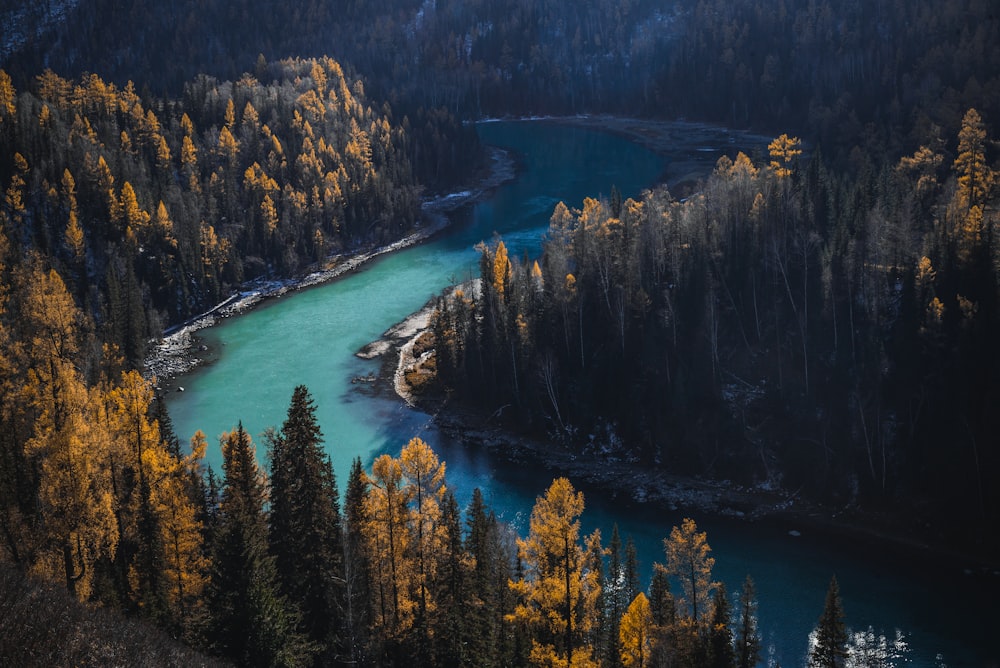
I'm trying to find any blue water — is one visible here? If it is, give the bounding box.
[166,121,996,667]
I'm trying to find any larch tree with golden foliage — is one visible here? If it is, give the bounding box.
[508,477,601,668]
[155,430,209,639]
[20,266,117,600]
[619,592,653,668]
[363,453,416,650]
[768,134,802,178]
[399,436,448,660]
[664,517,717,623]
[953,108,994,211]
[102,368,169,617]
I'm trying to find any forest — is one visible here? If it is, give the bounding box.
[4,0,999,164]
[0,58,477,367]
[0,0,998,665]
[426,114,999,549]
[0,378,901,667]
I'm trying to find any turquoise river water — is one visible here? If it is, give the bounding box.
[166,121,996,666]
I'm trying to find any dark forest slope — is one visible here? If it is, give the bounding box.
[4,0,999,162]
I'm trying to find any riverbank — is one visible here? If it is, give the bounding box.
[370,317,1000,575]
[535,114,773,195]
[359,117,1000,574]
[144,145,515,387]
[145,114,760,387]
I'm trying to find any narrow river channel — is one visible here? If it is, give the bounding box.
[165,120,995,666]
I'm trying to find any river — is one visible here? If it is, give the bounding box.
[165,120,995,667]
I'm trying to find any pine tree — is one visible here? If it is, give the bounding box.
[736,576,762,668]
[707,583,736,668]
[606,524,627,668]
[584,529,607,661]
[433,491,470,667]
[267,385,344,661]
[208,424,314,667]
[808,576,848,668]
[466,487,499,666]
[343,457,372,665]
[648,564,676,629]
[624,535,640,610]
[647,563,677,667]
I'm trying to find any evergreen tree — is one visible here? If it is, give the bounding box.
[647,563,677,668]
[736,576,762,668]
[707,583,736,668]
[624,535,640,609]
[466,487,500,666]
[267,385,344,662]
[432,491,470,667]
[606,524,627,668]
[343,457,372,666]
[808,576,848,668]
[585,528,607,661]
[648,564,676,629]
[208,423,314,667]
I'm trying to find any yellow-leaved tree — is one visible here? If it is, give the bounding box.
[399,437,447,649]
[619,592,653,668]
[953,108,994,211]
[664,517,717,623]
[508,477,601,668]
[21,266,117,599]
[768,134,802,178]
[155,430,209,635]
[363,453,416,643]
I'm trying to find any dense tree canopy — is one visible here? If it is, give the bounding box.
[427,116,1000,544]
[4,0,998,168]
[0,57,476,365]
[0,0,996,663]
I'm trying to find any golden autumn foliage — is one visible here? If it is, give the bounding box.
[0,261,210,617]
[768,134,802,178]
[0,69,15,119]
[619,592,653,668]
[19,267,117,599]
[399,437,447,624]
[664,517,716,622]
[954,108,994,210]
[363,453,415,638]
[492,240,511,300]
[509,477,601,668]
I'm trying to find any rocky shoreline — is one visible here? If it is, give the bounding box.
[144,115,761,387]
[143,145,515,387]
[146,114,997,571]
[358,118,1000,573]
[374,321,1000,573]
